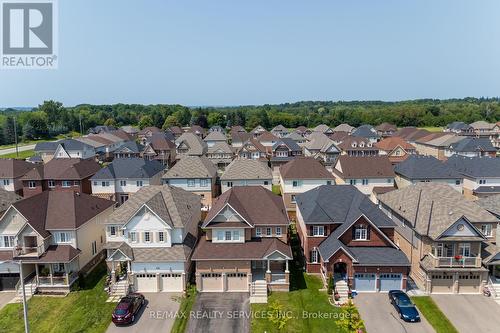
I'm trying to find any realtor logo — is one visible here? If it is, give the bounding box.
[1,0,58,69]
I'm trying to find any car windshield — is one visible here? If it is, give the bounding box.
[397,296,413,307]
[114,309,128,316]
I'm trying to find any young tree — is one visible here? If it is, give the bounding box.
[336,301,364,333]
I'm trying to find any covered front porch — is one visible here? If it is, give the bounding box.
[251,258,290,288]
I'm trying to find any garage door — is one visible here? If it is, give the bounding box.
[160,273,183,292]
[200,273,222,292]
[458,274,481,294]
[227,273,248,292]
[431,274,453,293]
[135,274,157,292]
[379,273,402,291]
[354,273,376,291]
[0,273,19,291]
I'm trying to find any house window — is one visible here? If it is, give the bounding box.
[136,180,143,187]
[479,179,486,185]
[2,179,9,186]
[455,180,461,185]
[276,227,282,236]
[326,181,332,185]
[28,181,36,189]
[264,181,269,185]
[312,226,324,236]
[200,179,208,187]
[144,232,151,242]
[481,224,492,237]
[459,243,471,257]
[101,181,110,187]
[109,226,117,236]
[350,179,357,185]
[58,232,71,243]
[187,179,195,187]
[362,179,369,185]
[311,249,318,263]
[53,263,65,272]
[266,227,272,236]
[61,180,71,188]
[387,178,393,183]
[1,236,14,248]
[217,231,224,241]
[232,230,240,241]
[91,241,97,255]
[158,232,165,242]
[225,231,232,240]
[48,180,55,188]
[291,195,296,203]
[354,225,367,240]
[73,181,80,187]
[93,181,98,186]
[256,227,262,237]
[227,182,233,188]
[129,232,137,243]
[120,180,127,186]
[292,180,301,187]
[436,243,454,257]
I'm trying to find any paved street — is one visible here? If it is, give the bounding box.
[0,144,37,156]
[186,293,250,333]
[0,292,15,310]
[355,293,434,333]
[106,293,181,333]
[432,294,500,333]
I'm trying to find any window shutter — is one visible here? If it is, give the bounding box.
[324,226,327,236]
[352,226,356,239]
[367,225,371,239]
[310,226,314,236]
[309,251,313,262]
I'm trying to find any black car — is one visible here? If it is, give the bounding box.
[112,293,145,325]
[388,290,420,322]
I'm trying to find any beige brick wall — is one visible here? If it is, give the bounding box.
[196,260,251,273]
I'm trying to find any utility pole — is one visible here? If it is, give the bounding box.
[13,116,19,158]
[79,114,83,135]
[18,260,30,333]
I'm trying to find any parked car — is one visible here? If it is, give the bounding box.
[112,293,145,325]
[388,290,420,322]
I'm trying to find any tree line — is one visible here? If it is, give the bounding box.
[1,97,500,145]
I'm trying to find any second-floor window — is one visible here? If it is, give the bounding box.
[481,224,492,237]
[312,226,325,236]
[292,180,302,187]
[136,180,143,187]
[101,181,110,187]
[256,227,262,237]
[350,179,357,185]
[458,243,471,257]
[354,225,368,240]
[109,226,117,237]
[62,181,71,188]
[2,179,9,186]
[129,232,137,243]
[266,227,272,236]
[227,181,233,187]
[310,249,318,263]
[362,179,369,185]
[276,227,282,237]
[1,236,14,248]
[91,241,97,255]
[48,180,55,188]
[436,243,454,257]
[28,181,36,189]
[158,232,165,242]
[120,180,127,186]
[200,179,208,187]
[57,232,71,243]
[479,179,486,184]
[187,179,195,187]
[144,232,151,243]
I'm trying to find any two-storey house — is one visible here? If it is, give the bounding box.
[220,159,272,193]
[21,158,101,198]
[102,185,200,293]
[352,125,380,143]
[271,124,289,138]
[444,137,497,158]
[91,158,165,204]
[374,136,416,164]
[203,131,227,147]
[142,133,177,167]
[379,183,498,293]
[0,191,114,293]
[192,186,292,293]
[269,138,303,182]
[175,132,208,160]
[162,156,218,209]
[296,185,410,292]
[206,142,234,172]
[375,123,397,138]
[337,137,379,157]
[0,159,34,195]
[236,139,267,160]
[137,127,162,145]
[279,157,334,216]
[113,141,144,159]
[34,139,95,162]
[303,132,340,169]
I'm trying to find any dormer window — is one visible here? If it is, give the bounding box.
[354,225,368,240]
[351,143,357,148]
[359,142,365,148]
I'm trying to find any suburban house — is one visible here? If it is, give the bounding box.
[192,186,292,293]
[162,156,218,209]
[378,183,498,294]
[445,156,500,199]
[102,185,200,293]
[91,158,165,204]
[206,141,234,172]
[209,125,225,133]
[284,131,307,145]
[333,123,355,133]
[351,125,380,143]
[295,185,410,292]
[169,126,183,139]
[175,132,208,160]
[279,157,334,214]
[236,139,267,160]
[303,132,340,168]
[332,156,395,197]
[269,138,303,181]
[412,134,464,160]
[469,121,500,136]
[444,137,497,158]
[34,139,95,162]
[250,125,267,137]
[271,124,289,138]
[394,155,463,191]
[142,133,177,167]
[445,122,474,135]
[329,131,350,145]
[337,137,379,157]
[0,159,34,195]
[220,159,272,193]
[257,131,280,153]
[312,124,334,135]
[21,158,101,198]
[374,137,416,164]
[375,123,397,137]
[137,127,162,144]
[188,125,206,138]
[393,127,432,144]
[203,131,227,147]
[0,191,114,293]
[120,125,139,137]
[113,141,144,159]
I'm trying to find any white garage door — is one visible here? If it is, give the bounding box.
[458,274,481,294]
[135,274,157,292]
[354,273,376,292]
[379,273,402,291]
[431,274,453,293]
[160,273,183,292]
[200,273,223,292]
[227,273,248,292]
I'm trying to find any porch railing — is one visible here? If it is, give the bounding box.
[270,273,286,283]
[429,254,481,268]
[38,273,72,286]
[13,244,45,257]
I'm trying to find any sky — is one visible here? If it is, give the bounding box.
[1,0,500,107]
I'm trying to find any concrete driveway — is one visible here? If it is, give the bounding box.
[186,293,250,333]
[0,292,16,310]
[355,293,434,333]
[432,294,500,333]
[106,292,181,333]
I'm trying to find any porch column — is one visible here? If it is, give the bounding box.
[49,264,53,285]
[35,264,39,284]
[285,260,290,284]
[285,260,289,273]
[127,260,131,272]
[181,272,186,292]
[265,260,271,283]
[64,263,69,285]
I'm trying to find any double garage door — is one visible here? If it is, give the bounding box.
[0,273,19,291]
[430,274,481,293]
[200,272,248,292]
[354,273,403,292]
[135,273,183,292]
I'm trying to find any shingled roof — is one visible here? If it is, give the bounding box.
[394,155,461,180]
[22,158,101,180]
[0,159,34,178]
[163,156,217,179]
[220,159,272,181]
[279,157,334,180]
[334,155,395,179]
[91,158,165,180]
[445,155,500,178]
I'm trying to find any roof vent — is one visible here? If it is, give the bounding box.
[448,211,453,215]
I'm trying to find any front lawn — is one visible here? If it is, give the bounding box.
[411,296,458,333]
[0,263,116,333]
[0,149,35,159]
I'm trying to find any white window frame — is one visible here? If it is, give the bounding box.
[459,243,471,257]
[62,180,71,188]
[311,249,318,263]
[187,179,195,187]
[1,235,15,248]
[129,232,137,243]
[232,230,240,241]
[158,231,165,242]
[266,227,272,237]
[28,181,36,189]
[2,179,9,186]
[312,225,324,237]
[91,241,97,255]
[256,227,262,237]
[48,180,55,188]
[200,179,208,187]
[120,180,127,186]
[276,227,282,237]
[109,226,117,237]
[354,225,367,240]
[58,232,71,243]
[136,180,143,187]
[481,224,492,237]
[144,231,151,243]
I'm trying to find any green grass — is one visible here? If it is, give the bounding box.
[0,149,35,159]
[411,296,458,333]
[171,285,197,333]
[272,184,282,196]
[419,126,443,132]
[0,263,116,333]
